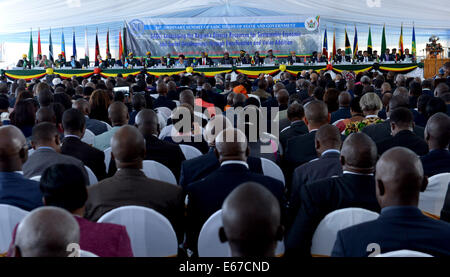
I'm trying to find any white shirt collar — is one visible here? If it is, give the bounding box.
[365,115,378,119]
[321,149,340,156]
[309,129,318,133]
[64,135,80,140]
[14,171,23,175]
[343,171,374,176]
[221,160,249,169]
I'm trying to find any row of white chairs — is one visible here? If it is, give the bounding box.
[0,204,435,257]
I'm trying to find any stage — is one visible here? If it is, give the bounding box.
[1,62,422,80]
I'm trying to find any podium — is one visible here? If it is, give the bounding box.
[424,58,450,79]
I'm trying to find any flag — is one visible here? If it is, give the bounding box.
[28,29,34,67]
[412,24,416,58]
[399,23,404,56]
[61,29,66,60]
[345,27,352,56]
[332,28,336,60]
[72,29,77,59]
[37,28,42,56]
[106,28,110,57]
[381,24,387,55]
[322,28,328,58]
[367,25,373,55]
[84,28,89,63]
[49,28,54,62]
[95,29,100,63]
[353,25,358,59]
[123,26,128,57]
[118,31,123,60]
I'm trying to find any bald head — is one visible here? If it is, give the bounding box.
[205,115,233,146]
[304,100,329,130]
[376,147,427,208]
[341,133,377,174]
[215,128,248,163]
[435,83,449,98]
[425,112,450,150]
[221,182,282,257]
[135,109,159,138]
[180,89,195,108]
[111,125,145,169]
[0,125,28,171]
[108,101,129,126]
[72,98,90,116]
[338,91,351,107]
[36,107,56,124]
[14,207,80,257]
[315,124,342,155]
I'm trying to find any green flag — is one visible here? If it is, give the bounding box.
[381,24,386,55]
[28,29,34,68]
[367,25,373,55]
[345,28,352,55]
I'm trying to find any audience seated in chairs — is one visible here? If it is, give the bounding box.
[279,103,309,151]
[93,102,129,151]
[72,99,108,135]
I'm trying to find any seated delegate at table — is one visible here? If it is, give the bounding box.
[219,52,234,65]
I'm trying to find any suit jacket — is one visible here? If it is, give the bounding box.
[280,121,309,152]
[284,130,318,169]
[93,127,121,151]
[85,168,184,242]
[186,163,286,252]
[251,89,271,101]
[61,136,107,181]
[144,135,185,181]
[219,57,234,65]
[85,116,108,136]
[285,82,297,95]
[287,56,301,64]
[332,206,450,257]
[0,172,43,211]
[362,119,424,143]
[331,107,352,123]
[376,130,429,156]
[198,57,213,66]
[380,54,393,62]
[420,149,450,177]
[285,173,380,256]
[441,183,450,223]
[179,148,263,190]
[23,148,87,179]
[153,95,177,110]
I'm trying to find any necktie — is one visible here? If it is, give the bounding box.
[203,58,206,65]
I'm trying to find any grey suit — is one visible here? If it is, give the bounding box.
[23,147,87,179]
[361,119,424,143]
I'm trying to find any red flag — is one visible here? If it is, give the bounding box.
[95,29,100,63]
[118,31,123,60]
[332,28,336,60]
[106,29,110,57]
[37,28,42,56]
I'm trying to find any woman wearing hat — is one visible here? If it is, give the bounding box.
[16,54,30,68]
[144,51,155,67]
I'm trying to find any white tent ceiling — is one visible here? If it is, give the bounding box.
[0,0,449,34]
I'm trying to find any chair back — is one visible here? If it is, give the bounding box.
[103,147,112,173]
[30,176,41,182]
[81,129,95,146]
[79,249,99,257]
[311,208,379,256]
[180,144,202,160]
[97,206,178,257]
[28,148,35,157]
[0,204,29,253]
[101,121,112,131]
[260,158,285,185]
[376,250,433,257]
[84,166,98,186]
[142,160,177,185]
[156,107,172,121]
[419,173,450,217]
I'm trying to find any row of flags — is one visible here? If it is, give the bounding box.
[322,24,417,60]
[26,27,128,67]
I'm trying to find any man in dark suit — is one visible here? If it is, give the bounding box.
[61,109,107,181]
[287,51,301,64]
[421,112,450,177]
[284,100,330,180]
[198,51,213,66]
[380,48,392,62]
[330,91,352,123]
[290,124,343,218]
[179,115,263,190]
[279,103,308,152]
[186,128,286,253]
[285,133,381,256]
[84,126,184,241]
[376,107,429,156]
[0,126,43,211]
[362,95,425,142]
[72,99,108,135]
[23,123,87,180]
[358,51,373,63]
[332,147,450,257]
[153,81,176,110]
[219,52,234,65]
[441,183,450,222]
[135,109,185,181]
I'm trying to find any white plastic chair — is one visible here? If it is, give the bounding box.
[28,148,35,157]
[101,121,112,131]
[142,160,177,185]
[81,129,95,146]
[103,147,112,173]
[180,144,202,160]
[84,166,98,186]
[197,209,285,257]
[260,158,285,185]
[173,100,180,107]
[97,206,178,257]
[0,204,29,253]
[30,176,41,182]
[79,249,99,257]
[157,112,167,130]
[310,208,379,257]
[376,250,433,257]
[156,107,172,121]
[418,173,450,217]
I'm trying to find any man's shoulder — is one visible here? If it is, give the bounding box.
[287,131,314,145]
